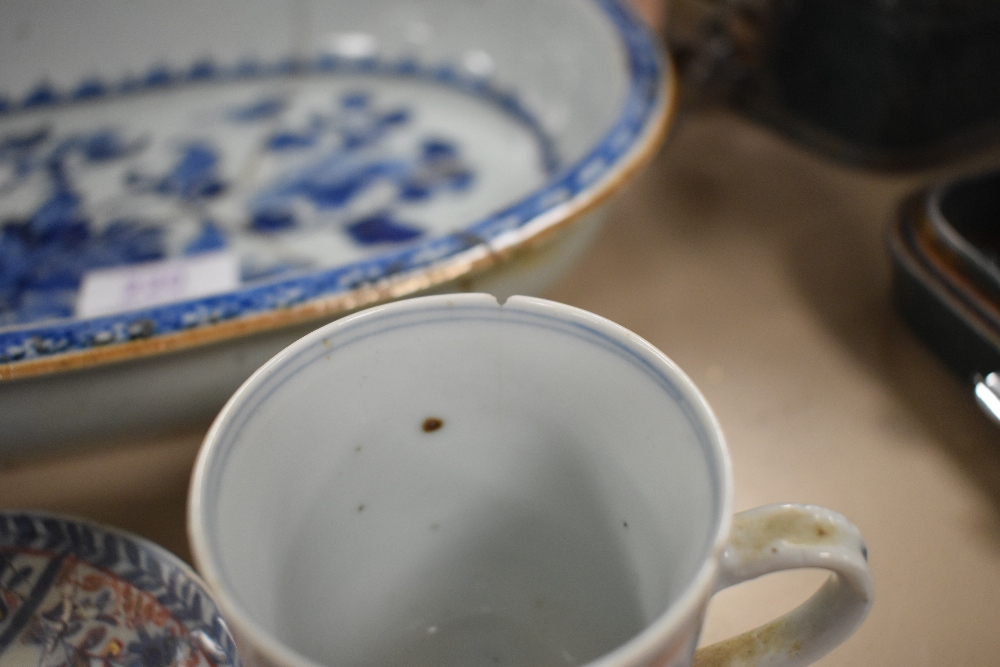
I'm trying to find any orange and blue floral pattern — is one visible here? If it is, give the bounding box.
[0,512,240,667]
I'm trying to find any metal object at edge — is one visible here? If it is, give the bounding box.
[974,372,1000,426]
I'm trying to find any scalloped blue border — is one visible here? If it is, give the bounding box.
[0,0,663,364]
[211,302,718,490]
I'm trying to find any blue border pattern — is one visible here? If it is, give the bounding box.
[207,302,722,526]
[0,511,241,667]
[0,0,663,364]
[203,299,725,609]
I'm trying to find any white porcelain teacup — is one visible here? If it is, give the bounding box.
[188,294,873,667]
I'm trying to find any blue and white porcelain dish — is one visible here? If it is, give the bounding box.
[0,510,241,667]
[0,0,675,455]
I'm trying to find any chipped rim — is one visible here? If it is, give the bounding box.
[188,293,734,667]
[0,0,676,382]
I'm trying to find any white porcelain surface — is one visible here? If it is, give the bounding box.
[0,206,608,456]
[188,294,873,667]
[0,76,550,285]
[0,0,671,456]
[1,0,627,161]
[0,0,633,332]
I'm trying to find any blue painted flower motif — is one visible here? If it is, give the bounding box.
[23,83,60,108]
[0,553,33,623]
[346,212,424,245]
[0,14,664,361]
[0,512,241,667]
[23,595,90,667]
[0,125,51,192]
[0,68,524,328]
[184,220,228,255]
[73,78,108,101]
[266,115,326,151]
[398,139,474,202]
[127,141,227,201]
[125,628,185,667]
[0,74,489,329]
[0,124,166,324]
[229,96,286,123]
[249,92,474,246]
[0,218,166,324]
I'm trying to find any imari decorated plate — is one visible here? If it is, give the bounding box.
[0,0,675,454]
[0,511,240,667]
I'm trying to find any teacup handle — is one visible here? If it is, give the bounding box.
[693,504,873,667]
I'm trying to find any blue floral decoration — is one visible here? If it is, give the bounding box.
[0,512,240,667]
[0,0,663,364]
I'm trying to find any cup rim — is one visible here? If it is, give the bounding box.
[188,293,734,667]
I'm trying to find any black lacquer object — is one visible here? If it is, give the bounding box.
[888,169,1000,423]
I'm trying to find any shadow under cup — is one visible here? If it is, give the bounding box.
[190,294,729,667]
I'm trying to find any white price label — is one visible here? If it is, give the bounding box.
[76,252,240,318]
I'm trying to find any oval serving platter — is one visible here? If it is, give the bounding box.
[0,0,674,454]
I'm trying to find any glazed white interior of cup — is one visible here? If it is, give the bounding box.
[1,0,627,166]
[197,295,727,667]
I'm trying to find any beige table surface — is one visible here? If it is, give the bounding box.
[3,109,1000,666]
